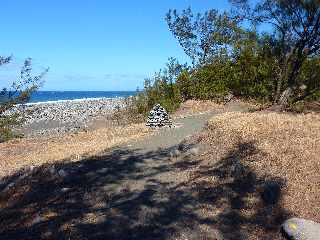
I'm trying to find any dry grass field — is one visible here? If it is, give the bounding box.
[0,123,151,177]
[186,111,320,239]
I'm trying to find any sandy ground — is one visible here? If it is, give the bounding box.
[0,101,318,240]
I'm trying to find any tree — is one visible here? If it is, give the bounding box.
[230,0,320,106]
[166,8,241,66]
[0,57,48,142]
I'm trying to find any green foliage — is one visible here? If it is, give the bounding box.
[176,70,193,100]
[0,57,48,142]
[166,8,242,66]
[191,62,229,101]
[229,44,276,101]
[0,114,22,142]
[164,2,320,108]
[133,58,184,116]
[125,2,320,114]
[230,0,320,105]
[175,38,277,103]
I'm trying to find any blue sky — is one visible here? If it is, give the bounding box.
[0,0,232,91]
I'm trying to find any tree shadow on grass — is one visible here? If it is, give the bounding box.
[0,141,290,239]
[188,142,291,239]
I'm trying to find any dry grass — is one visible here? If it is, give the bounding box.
[173,99,261,118]
[173,100,224,117]
[0,123,151,177]
[177,111,320,239]
[200,111,320,220]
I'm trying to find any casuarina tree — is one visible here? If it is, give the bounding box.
[230,0,320,107]
[0,57,48,142]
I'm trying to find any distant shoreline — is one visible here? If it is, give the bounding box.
[9,97,127,137]
[23,97,126,106]
[28,90,137,103]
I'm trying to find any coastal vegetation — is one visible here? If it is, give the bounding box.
[134,0,320,114]
[0,57,48,142]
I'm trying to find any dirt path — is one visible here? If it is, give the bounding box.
[127,111,214,151]
[1,102,258,240]
[127,101,250,151]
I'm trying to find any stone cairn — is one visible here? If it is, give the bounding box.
[146,104,172,128]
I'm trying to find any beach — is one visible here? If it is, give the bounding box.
[6,97,127,137]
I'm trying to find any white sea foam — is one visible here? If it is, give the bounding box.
[23,97,124,106]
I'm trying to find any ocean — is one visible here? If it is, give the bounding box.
[28,91,137,103]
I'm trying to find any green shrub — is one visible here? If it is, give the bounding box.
[131,58,184,116]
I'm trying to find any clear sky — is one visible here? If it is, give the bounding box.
[0,0,232,91]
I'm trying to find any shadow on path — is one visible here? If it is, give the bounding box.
[0,141,290,239]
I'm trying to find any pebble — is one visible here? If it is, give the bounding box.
[97,168,108,174]
[58,169,68,178]
[3,182,15,192]
[170,149,181,158]
[31,215,43,225]
[49,166,56,175]
[61,187,70,192]
[188,147,200,155]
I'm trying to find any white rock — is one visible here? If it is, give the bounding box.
[282,218,320,240]
[49,166,56,175]
[189,147,199,155]
[170,149,181,158]
[29,165,35,171]
[58,169,68,178]
[31,215,43,225]
[97,168,108,173]
[61,187,70,192]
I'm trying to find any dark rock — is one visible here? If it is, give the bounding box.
[261,181,281,205]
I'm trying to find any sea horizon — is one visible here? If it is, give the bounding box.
[28,90,137,103]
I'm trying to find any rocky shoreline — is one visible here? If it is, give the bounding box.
[6,98,126,137]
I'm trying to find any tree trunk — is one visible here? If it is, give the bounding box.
[274,78,283,103]
[278,87,293,108]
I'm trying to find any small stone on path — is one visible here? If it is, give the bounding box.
[61,187,70,192]
[170,149,181,158]
[49,166,56,175]
[31,215,43,225]
[188,147,200,155]
[282,218,320,240]
[58,169,68,178]
[97,168,108,174]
